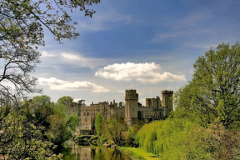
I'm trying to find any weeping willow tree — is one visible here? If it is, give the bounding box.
[135,117,240,159]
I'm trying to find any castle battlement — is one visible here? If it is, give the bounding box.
[125,89,138,100]
[161,90,174,94]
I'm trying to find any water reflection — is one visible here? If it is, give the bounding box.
[62,142,131,160]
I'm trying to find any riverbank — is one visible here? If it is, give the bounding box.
[119,147,159,160]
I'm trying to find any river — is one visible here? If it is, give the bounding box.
[61,142,131,160]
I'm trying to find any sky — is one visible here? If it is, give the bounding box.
[32,0,240,105]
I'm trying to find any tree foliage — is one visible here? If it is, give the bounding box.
[135,119,240,159]
[46,96,80,145]
[0,100,62,159]
[174,42,240,128]
[0,0,100,158]
[95,112,103,136]
[57,96,73,106]
[102,115,128,145]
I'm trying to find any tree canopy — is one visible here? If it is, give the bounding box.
[57,96,73,105]
[174,42,240,128]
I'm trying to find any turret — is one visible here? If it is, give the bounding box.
[125,89,138,126]
[161,90,173,116]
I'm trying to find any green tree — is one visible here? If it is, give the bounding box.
[0,1,100,158]
[32,95,51,105]
[46,96,80,145]
[0,100,61,159]
[95,112,103,136]
[102,115,127,145]
[66,113,80,133]
[174,42,240,128]
[57,96,73,106]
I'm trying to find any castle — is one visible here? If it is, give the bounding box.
[67,90,173,135]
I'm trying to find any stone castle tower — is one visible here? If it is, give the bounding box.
[146,96,161,111]
[125,89,138,126]
[161,90,173,116]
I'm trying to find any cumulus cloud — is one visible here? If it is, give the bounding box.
[38,77,109,93]
[95,62,186,83]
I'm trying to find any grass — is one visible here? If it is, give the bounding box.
[120,147,160,160]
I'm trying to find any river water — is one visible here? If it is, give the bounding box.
[61,142,131,160]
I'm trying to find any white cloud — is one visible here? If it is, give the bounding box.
[95,62,186,83]
[61,53,107,68]
[38,77,109,93]
[39,50,108,68]
[41,51,55,57]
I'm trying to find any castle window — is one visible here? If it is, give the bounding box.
[84,113,85,116]
[85,118,87,122]
[87,112,89,116]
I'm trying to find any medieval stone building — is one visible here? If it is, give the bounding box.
[67,89,173,135]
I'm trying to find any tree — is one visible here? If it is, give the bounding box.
[0,98,61,159]
[0,1,100,158]
[57,96,73,106]
[174,42,240,128]
[45,96,80,145]
[66,113,80,133]
[95,112,103,136]
[102,115,127,145]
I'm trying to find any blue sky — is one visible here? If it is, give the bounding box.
[33,0,240,105]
